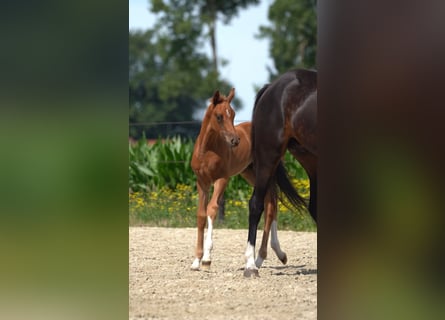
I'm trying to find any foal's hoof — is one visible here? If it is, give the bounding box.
[190,263,201,271]
[243,268,260,278]
[201,260,211,270]
[190,258,201,271]
[280,253,288,265]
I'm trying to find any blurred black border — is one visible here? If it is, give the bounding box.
[0,1,129,319]
[318,0,445,319]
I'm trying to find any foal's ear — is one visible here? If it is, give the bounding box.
[212,90,220,106]
[227,88,235,102]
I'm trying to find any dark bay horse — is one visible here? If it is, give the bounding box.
[244,69,317,277]
[190,88,288,271]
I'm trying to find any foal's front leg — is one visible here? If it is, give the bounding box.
[191,180,209,270]
[201,177,228,269]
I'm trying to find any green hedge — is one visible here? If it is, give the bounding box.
[129,135,195,191]
[129,135,308,196]
[129,136,316,231]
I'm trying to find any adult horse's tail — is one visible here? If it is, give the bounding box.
[274,161,308,213]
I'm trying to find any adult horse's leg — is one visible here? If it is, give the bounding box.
[270,209,287,264]
[255,191,271,267]
[240,167,287,269]
[244,116,287,276]
[191,180,209,270]
[201,177,228,269]
[244,184,268,277]
[244,153,284,277]
[256,191,287,268]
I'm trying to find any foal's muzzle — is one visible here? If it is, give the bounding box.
[230,136,240,147]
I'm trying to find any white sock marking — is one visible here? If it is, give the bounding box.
[244,242,257,270]
[270,220,279,250]
[191,258,201,270]
[270,220,285,260]
[202,216,213,262]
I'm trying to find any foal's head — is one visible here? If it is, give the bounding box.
[206,88,240,147]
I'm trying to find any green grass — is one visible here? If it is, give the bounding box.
[129,182,316,232]
[129,136,316,231]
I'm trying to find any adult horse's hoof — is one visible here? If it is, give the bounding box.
[280,253,288,265]
[201,260,211,270]
[255,257,264,269]
[243,268,260,278]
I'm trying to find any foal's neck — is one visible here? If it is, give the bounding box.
[198,125,227,155]
[197,111,228,155]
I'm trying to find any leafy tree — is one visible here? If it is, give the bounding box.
[129,28,211,138]
[152,0,260,75]
[129,0,249,138]
[198,0,260,74]
[257,0,317,80]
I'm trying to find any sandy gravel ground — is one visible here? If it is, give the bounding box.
[129,227,317,320]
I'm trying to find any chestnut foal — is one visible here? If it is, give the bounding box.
[190,88,287,271]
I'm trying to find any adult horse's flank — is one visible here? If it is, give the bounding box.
[190,88,287,271]
[244,69,317,277]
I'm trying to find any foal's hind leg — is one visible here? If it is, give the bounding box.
[201,177,228,269]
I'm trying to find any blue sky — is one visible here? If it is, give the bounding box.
[129,0,273,122]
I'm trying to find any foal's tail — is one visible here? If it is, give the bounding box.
[274,161,308,213]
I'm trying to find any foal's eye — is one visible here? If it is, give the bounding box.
[216,114,223,122]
